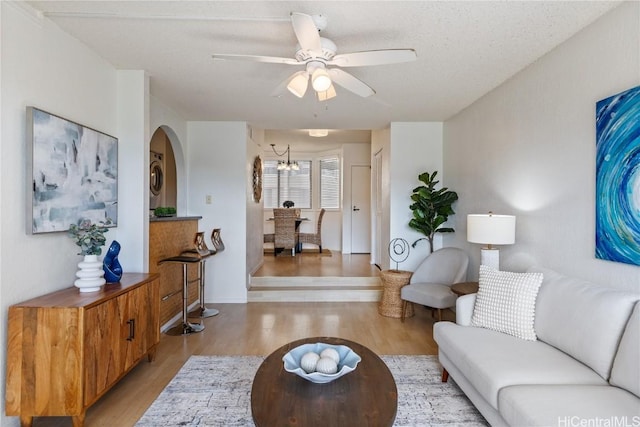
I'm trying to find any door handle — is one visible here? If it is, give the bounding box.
[353,206,360,211]
[127,319,135,341]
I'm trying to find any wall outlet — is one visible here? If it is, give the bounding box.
[205,195,212,204]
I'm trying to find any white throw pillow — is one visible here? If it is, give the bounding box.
[471,265,543,341]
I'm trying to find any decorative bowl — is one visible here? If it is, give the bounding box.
[282,342,361,384]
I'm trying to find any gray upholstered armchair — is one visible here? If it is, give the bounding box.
[400,247,469,322]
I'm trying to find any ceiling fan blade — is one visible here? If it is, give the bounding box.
[328,49,417,67]
[212,54,300,65]
[290,12,322,53]
[328,69,375,98]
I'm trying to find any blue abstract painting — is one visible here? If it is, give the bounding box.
[27,107,118,234]
[595,86,640,265]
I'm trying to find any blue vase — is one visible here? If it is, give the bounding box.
[103,240,123,283]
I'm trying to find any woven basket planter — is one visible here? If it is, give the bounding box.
[378,270,413,318]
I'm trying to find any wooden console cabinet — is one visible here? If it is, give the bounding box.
[5,273,160,427]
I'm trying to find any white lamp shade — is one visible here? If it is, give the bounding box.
[316,84,336,101]
[287,72,308,98]
[311,68,332,92]
[467,214,516,246]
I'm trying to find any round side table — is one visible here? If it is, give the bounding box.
[378,270,413,318]
[451,281,479,296]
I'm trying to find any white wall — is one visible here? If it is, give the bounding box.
[149,95,188,217]
[187,121,248,303]
[0,3,133,425]
[247,127,265,276]
[372,128,391,269]
[444,2,640,292]
[116,70,149,272]
[389,122,444,271]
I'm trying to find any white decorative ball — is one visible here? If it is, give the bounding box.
[316,356,338,374]
[320,347,340,364]
[300,352,320,373]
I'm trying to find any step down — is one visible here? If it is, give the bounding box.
[249,276,382,302]
[251,276,380,287]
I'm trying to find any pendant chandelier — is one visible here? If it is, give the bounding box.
[270,144,299,171]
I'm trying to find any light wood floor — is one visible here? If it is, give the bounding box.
[254,251,380,277]
[33,253,452,427]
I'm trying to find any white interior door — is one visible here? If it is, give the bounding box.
[373,150,383,267]
[351,165,371,254]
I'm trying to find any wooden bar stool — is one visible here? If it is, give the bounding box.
[157,255,205,335]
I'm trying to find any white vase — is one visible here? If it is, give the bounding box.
[75,254,106,292]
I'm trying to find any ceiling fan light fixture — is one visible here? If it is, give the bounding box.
[311,68,332,92]
[212,12,417,102]
[316,84,337,101]
[287,73,308,98]
[309,129,329,137]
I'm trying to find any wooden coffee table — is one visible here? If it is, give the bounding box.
[251,336,398,427]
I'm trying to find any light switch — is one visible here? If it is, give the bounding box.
[206,195,212,204]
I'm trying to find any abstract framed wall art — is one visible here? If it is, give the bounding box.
[27,107,118,234]
[595,85,640,265]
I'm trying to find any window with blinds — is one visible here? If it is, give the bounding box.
[263,160,312,209]
[320,157,340,209]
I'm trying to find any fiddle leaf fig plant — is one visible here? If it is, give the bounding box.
[409,171,458,253]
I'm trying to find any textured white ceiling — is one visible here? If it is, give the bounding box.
[27,1,620,131]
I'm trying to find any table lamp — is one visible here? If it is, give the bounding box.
[467,213,516,270]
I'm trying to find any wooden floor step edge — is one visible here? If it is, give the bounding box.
[248,285,382,291]
[251,276,381,287]
[247,288,382,303]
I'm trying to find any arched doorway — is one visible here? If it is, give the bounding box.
[149,127,177,211]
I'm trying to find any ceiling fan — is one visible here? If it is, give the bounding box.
[212,12,417,101]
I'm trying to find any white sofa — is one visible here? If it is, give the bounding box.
[434,266,640,427]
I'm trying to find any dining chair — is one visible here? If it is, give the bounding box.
[400,247,469,322]
[298,208,325,253]
[263,232,275,245]
[273,208,298,256]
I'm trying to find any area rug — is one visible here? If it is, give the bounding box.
[135,355,487,426]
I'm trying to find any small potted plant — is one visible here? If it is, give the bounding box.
[68,218,112,256]
[68,218,112,292]
[154,206,176,217]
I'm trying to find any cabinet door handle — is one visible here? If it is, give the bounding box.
[127,319,135,341]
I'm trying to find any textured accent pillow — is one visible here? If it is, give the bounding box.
[471,265,543,341]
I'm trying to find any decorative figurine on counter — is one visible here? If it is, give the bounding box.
[103,240,123,283]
